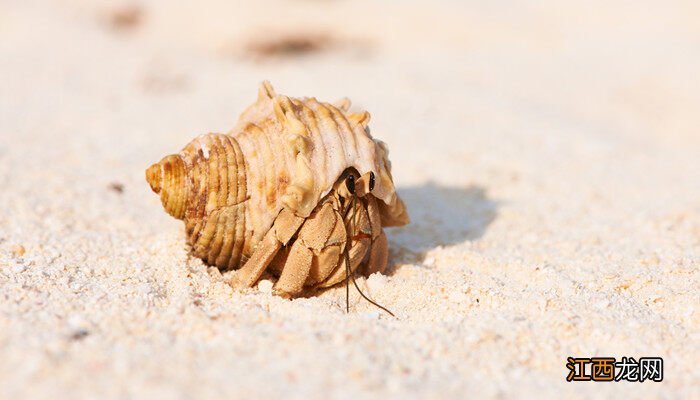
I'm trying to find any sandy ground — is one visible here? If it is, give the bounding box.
[1,0,699,398]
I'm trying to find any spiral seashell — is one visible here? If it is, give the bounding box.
[146,81,408,270]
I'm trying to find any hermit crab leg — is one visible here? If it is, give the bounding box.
[304,207,346,287]
[229,208,304,289]
[273,202,337,297]
[366,230,389,275]
[317,197,371,288]
[364,196,389,275]
[272,243,312,298]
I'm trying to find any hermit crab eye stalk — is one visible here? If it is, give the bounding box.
[369,172,375,192]
[345,174,356,195]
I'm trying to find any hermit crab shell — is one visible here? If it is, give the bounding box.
[146,81,409,269]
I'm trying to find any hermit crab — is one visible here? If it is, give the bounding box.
[146,82,409,309]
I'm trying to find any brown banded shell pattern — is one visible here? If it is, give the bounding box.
[147,133,249,269]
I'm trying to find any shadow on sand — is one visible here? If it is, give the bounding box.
[301,182,497,299]
[386,182,498,269]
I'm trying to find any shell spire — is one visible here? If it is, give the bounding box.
[146,154,187,219]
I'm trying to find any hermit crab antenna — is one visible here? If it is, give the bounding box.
[343,175,395,318]
[344,174,355,313]
[344,223,351,313]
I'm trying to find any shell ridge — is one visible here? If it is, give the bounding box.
[200,136,219,214]
[207,209,226,264]
[221,135,236,206]
[216,135,230,209]
[231,126,264,248]
[185,137,210,247]
[327,103,359,161]
[214,207,237,266]
[243,124,272,244]
[305,99,348,203]
[258,122,280,210]
[298,102,328,192]
[269,110,302,212]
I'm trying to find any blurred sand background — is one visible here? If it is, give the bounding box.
[1,0,699,398]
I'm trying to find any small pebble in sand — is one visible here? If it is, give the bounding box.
[70,329,90,341]
[366,273,387,292]
[67,315,91,340]
[11,245,26,257]
[423,256,435,267]
[67,314,88,330]
[207,267,224,281]
[108,182,124,193]
[257,280,273,294]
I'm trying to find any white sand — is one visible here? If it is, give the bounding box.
[1,1,698,398]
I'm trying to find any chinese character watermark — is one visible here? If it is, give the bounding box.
[566,356,663,382]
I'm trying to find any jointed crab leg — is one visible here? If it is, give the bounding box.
[229,173,391,314]
[318,197,371,288]
[364,196,389,275]
[273,201,341,297]
[229,208,304,289]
